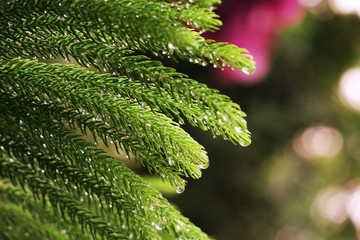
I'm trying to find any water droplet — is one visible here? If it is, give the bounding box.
[150,204,158,211]
[242,67,250,75]
[151,221,163,230]
[8,158,14,163]
[222,114,229,122]
[168,43,175,50]
[176,186,185,194]
[175,220,184,231]
[239,141,248,147]
[168,158,174,166]
[199,162,209,169]
[235,126,243,133]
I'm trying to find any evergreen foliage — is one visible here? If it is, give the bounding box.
[0,0,255,239]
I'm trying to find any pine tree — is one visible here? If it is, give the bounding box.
[0,0,255,239]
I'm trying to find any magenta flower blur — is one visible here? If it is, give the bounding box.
[207,0,304,84]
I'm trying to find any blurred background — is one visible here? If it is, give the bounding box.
[169,0,360,239]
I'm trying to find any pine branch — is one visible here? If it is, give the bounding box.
[0,27,251,145]
[0,59,208,180]
[0,0,255,239]
[0,202,69,240]
[0,156,130,239]
[0,93,209,239]
[0,137,159,239]
[0,89,189,187]
[0,0,255,72]
[0,180,91,239]
[154,0,221,9]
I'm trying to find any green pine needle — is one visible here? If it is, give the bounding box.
[0,0,255,239]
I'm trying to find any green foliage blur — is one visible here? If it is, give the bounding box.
[171,6,360,240]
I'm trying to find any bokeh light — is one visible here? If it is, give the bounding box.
[329,0,360,16]
[311,186,348,228]
[338,67,360,111]
[346,186,360,230]
[292,125,343,160]
[311,183,360,232]
[172,1,360,238]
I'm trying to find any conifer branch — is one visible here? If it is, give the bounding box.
[0,0,255,72]
[0,181,91,239]
[0,91,188,188]
[0,0,255,238]
[0,202,69,240]
[156,0,221,9]
[0,58,209,179]
[0,28,251,145]
[0,157,129,239]
[0,93,209,239]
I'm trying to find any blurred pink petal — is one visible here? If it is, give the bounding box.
[207,0,305,85]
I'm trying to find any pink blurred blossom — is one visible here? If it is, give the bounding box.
[207,0,304,85]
